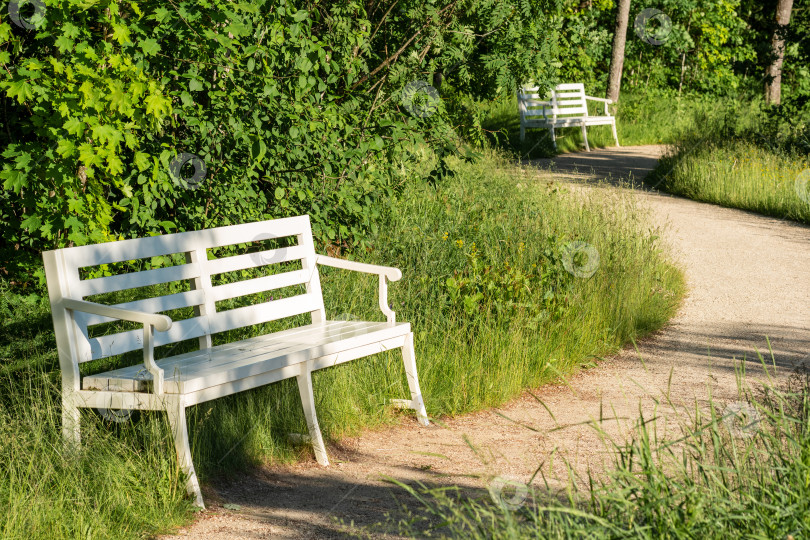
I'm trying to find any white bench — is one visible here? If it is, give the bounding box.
[42,215,429,508]
[518,83,619,151]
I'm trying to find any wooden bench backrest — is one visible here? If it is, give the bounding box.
[43,216,325,366]
[519,83,589,120]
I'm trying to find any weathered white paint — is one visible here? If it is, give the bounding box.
[42,215,429,508]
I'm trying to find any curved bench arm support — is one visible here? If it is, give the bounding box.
[315,255,402,324]
[61,298,171,395]
[585,95,613,116]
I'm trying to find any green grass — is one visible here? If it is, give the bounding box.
[0,150,684,538]
[391,354,810,538]
[650,135,810,226]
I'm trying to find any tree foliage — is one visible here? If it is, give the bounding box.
[0,0,561,282]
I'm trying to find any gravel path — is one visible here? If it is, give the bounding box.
[163,145,810,539]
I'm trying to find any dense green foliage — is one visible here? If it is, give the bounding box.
[0,0,560,282]
[4,0,809,284]
[557,0,810,99]
[0,152,684,538]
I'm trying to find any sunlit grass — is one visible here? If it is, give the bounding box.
[651,139,810,225]
[391,354,810,538]
[0,150,684,538]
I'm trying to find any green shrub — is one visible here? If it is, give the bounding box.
[0,0,562,284]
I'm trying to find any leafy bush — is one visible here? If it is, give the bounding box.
[0,0,563,285]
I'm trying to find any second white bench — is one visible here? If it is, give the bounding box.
[518,82,619,151]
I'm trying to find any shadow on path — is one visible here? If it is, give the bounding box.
[529,145,667,188]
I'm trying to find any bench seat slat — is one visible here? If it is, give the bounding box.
[183,335,409,407]
[83,320,410,394]
[166,321,380,381]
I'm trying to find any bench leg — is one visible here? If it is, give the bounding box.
[581,123,590,152]
[549,127,557,150]
[402,333,429,426]
[296,364,330,466]
[62,392,81,448]
[166,396,205,508]
[611,120,620,147]
[520,124,526,142]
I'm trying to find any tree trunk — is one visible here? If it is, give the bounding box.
[765,0,794,105]
[606,0,632,102]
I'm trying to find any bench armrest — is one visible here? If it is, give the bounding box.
[316,255,402,281]
[585,95,613,116]
[61,298,173,331]
[61,298,172,395]
[315,255,402,324]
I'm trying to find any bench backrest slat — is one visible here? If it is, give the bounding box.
[210,269,313,303]
[74,290,206,328]
[43,215,326,365]
[518,83,589,119]
[207,294,323,335]
[206,244,310,276]
[75,263,201,298]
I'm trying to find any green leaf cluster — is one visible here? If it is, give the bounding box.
[0,0,562,282]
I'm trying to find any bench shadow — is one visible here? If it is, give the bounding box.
[197,444,490,539]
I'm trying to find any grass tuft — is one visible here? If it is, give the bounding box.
[391,354,810,539]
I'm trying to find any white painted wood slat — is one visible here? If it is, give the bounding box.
[77,264,199,297]
[86,316,209,361]
[555,83,585,90]
[83,320,354,389]
[208,293,322,335]
[59,215,314,268]
[184,335,409,407]
[83,321,410,393]
[75,290,206,327]
[206,244,310,276]
[209,269,313,303]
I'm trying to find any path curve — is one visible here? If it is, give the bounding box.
[164,145,810,539]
